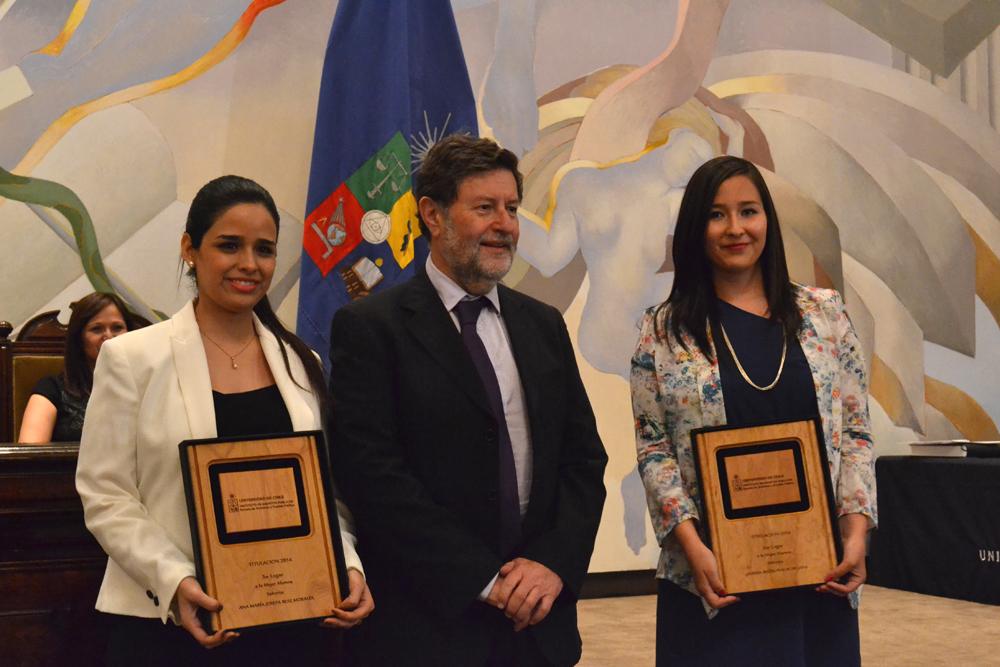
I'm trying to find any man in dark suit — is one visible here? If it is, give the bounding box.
[328,135,607,666]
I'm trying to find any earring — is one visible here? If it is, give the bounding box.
[187,261,194,268]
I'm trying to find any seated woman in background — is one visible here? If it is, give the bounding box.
[18,292,133,443]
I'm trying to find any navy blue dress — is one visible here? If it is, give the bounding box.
[655,300,860,667]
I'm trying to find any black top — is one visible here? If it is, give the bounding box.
[714,299,818,427]
[30,374,88,441]
[212,384,292,438]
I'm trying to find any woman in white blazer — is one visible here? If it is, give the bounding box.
[76,176,373,665]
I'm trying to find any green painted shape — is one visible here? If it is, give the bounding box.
[0,166,115,294]
[345,132,412,214]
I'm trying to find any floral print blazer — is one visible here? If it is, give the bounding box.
[630,285,877,611]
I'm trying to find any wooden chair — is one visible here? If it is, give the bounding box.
[0,311,68,443]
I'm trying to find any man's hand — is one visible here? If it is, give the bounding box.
[486,558,563,631]
[174,577,239,648]
[322,568,375,628]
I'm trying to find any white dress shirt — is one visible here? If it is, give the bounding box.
[425,255,534,599]
[425,255,534,515]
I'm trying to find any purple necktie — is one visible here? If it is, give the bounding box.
[453,298,522,556]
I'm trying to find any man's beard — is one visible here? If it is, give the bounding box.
[440,215,515,291]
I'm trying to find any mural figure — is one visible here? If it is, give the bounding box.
[2,0,1000,571]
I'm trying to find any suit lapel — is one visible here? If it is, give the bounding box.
[403,272,493,416]
[169,301,217,439]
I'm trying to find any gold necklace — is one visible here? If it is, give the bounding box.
[201,330,257,369]
[718,322,787,391]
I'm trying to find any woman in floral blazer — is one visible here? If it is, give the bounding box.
[630,156,876,666]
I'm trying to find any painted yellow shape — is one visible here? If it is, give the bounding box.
[925,375,1000,441]
[0,0,19,24]
[35,0,90,56]
[966,223,1000,329]
[708,76,790,99]
[520,121,579,185]
[869,354,917,430]
[15,0,285,175]
[388,191,421,270]
[538,98,593,129]
[646,98,721,153]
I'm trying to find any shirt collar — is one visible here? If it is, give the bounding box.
[425,254,501,313]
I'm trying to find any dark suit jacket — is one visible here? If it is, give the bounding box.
[328,270,607,666]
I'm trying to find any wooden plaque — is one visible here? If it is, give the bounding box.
[691,419,841,595]
[179,431,348,632]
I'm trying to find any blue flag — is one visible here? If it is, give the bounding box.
[296,0,478,368]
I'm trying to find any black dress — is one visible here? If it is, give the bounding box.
[106,386,346,666]
[30,374,87,441]
[655,300,860,667]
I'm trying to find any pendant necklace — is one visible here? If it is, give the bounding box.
[201,330,256,369]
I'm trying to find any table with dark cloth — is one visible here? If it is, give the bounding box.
[868,455,1000,605]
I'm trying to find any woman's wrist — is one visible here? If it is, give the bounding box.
[838,512,869,542]
[673,519,706,558]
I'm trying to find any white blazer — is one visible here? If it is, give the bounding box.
[76,301,362,622]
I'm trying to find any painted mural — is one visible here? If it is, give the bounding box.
[2,0,999,572]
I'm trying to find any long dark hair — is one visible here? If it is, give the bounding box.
[654,155,801,358]
[64,292,134,398]
[186,175,328,404]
